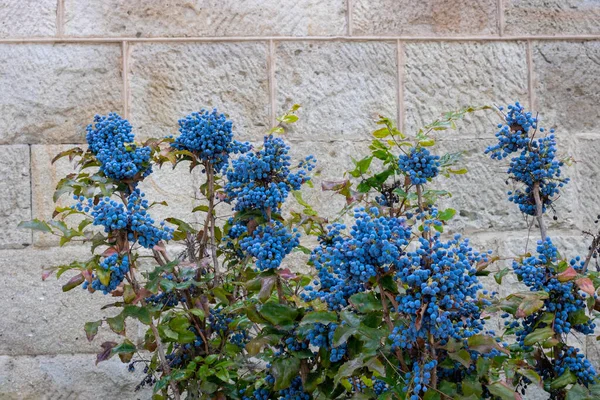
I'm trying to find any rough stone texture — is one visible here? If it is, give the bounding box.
[0,247,134,355]
[404,41,529,138]
[0,354,151,399]
[0,44,123,145]
[435,137,578,233]
[275,41,398,141]
[505,0,600,36]
[352,0,498,36]
[574,133,600,230]
[0,145,31,249]
[0,0,56,38]
[533,41,600,135]
[64,0,346,37]
[129,42,269,143]
[31,145,83,247]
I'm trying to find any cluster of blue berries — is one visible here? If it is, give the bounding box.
[303,208,411,310]
[209,308,233,335]
[508,238,597,386]
[398,147,440,185]
[486,102,536,160]
[74,189,173,249]
[305,323,347,362]
[86,113,152,181]
[225,135,314,212]
[171,109,251,172]
[86,254,129,295]
[393,233,491,348]
[373,379,389,395]
[554,346,597,386]
[278,377,310,400]
[241,376,309,400]
[239,221,300,270]
[485,102,569,216]
[403,360,437,400]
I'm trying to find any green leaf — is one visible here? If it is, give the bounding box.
[487,382,516,400]
[18,219,52,233]
[165,217,197,233]
[448,349,472,368]
[333,325,356,347]
[467,334,506,354]
[439,381,457,397]
[169,316,190,333]
[373,127,390,138]
[84,320,102,341]
[271,357,300,391]
[518,368,541,385]
[494,268,511,285]
[551,370,577,390]
[419,138,435,147]
[349,292,381,313]
[281,114,299,124]
[192,205,209,213]
[111,339,136,355]
[523,327,555,346]
[567,384,593,400]
[124,305,152,325]
[334,358,365,384]
[189,308,205,321]
[300,311,338,325]
[107,312,126,335]
[447,168,468,174]
[438,208,456,221]
[259,302,299,327]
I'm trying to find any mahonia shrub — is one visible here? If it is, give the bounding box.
[486,103,600,400]
[20,102,600,400]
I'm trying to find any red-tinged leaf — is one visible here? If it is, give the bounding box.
[557,266,578,282]
[62,273,84,292]
[576,278,596,296]
[102,247,118,257]
[96,341,117,365]
[321,180,349,191]
[133,288,153,304]
[42,267,58,281]
[278,268,296,280]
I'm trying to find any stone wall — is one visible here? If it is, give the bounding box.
[1,1,599,398]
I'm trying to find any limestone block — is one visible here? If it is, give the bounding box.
[0,145,31,248]
[0,354,151,399]
[275,41,398,141]
[129,42,269,143]
[64,0,346,37]
[0,0,56,38]
[353,0,498,36]
[0,44,123,144]
[404,41,529,138]
[533,41,600,135]
[505,0,600,36]
[0,246,136,355]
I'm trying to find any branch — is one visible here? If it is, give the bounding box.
[532,182,547,241]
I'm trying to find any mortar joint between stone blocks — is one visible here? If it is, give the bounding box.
[122,41,131,119]
[497,0,505,37]
[396,40,405,134]
[346,0,353,36]
[268,39,277,128]
[56,0,65,38]
[526,40,536,111]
